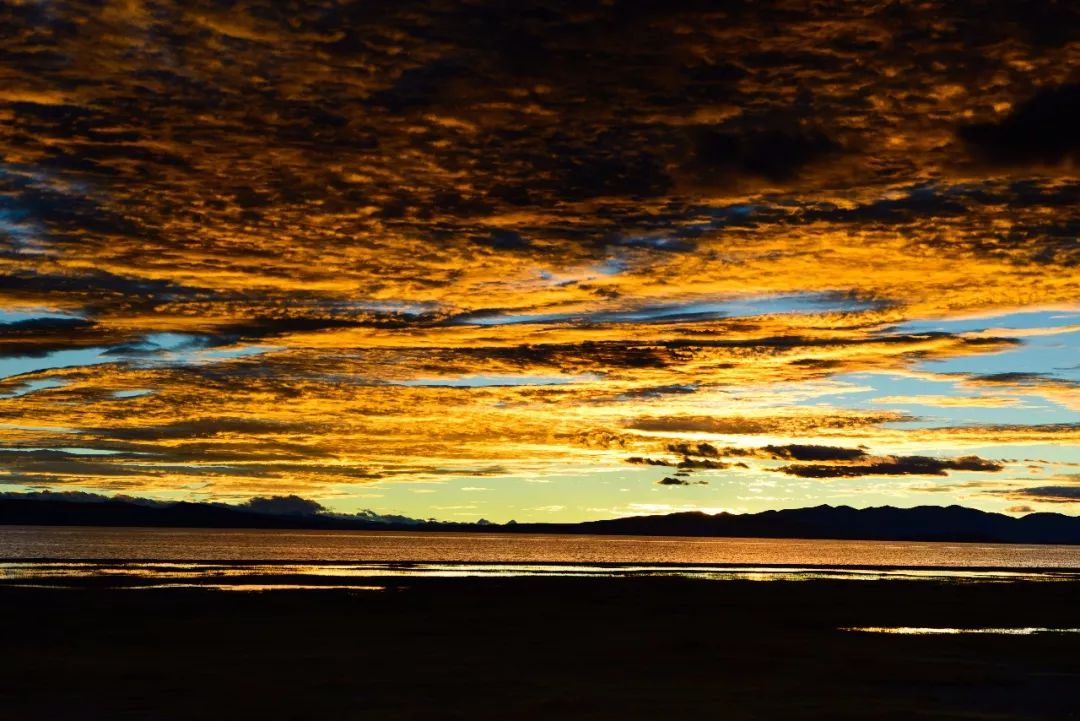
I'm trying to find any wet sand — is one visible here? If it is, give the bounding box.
[1,577,1079,720]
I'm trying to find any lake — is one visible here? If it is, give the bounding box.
[3,525,1080,589]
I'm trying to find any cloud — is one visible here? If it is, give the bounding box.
[629,455,730,471]
[958,83,1080,167]
[775,455,1004,479]
[627,457,674,467]
[684,125,842,186]
[97,418,319,441]
[996,480,1080,504]
[657,476,687,485]
[656,476,708,486]
[1006,487,1080,505]
[0,0,1078,516]
[717,444,869,462]
[477,229,532,251]
[238,494,326,516]
[676,458,728,470]
[0,317,105,356]
[963,372,1080,411]
[628,412,910,435]
[666,442,721,458]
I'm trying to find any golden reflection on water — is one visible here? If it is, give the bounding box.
[135,584,387,592]
[3,527,1080,568]
[2,527,1080,590]
[2,560,1079,590]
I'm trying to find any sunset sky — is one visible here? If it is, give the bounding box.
[1,0,1078,522]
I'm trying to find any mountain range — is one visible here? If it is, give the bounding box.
[3,492,1080,545]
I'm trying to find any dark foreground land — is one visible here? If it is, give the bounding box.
[2,578,1079,721]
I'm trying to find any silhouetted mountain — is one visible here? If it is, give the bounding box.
[3,493,1080,544]
[0,492,427,531]
[566,504,1080,544]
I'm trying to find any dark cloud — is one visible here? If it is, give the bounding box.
[477,229,532,251]
[972,2,1080,48]
[666,442,721,458]
[966,372,1080,399]
[1005,486,1080,503]
[763,445,867,462]
[801,186,969,225]
[656,476,708,486]
[959,83,1080,167]
[239,494,326,516]
[676,458,728,470]
[972,372,1071,387]
[629,413,910,435]
[610,234,697,254]
[775,455,1004,478]
[618,384,699,400]
[0,449,153,478]
[0,317,105,356]
[98,418,319,441]
[714,444,869,462]
[627,456,674,467]
[0,270,215,314]
[686,125,842,185]
[214,313,434,340]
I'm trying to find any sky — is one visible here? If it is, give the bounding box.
[0,0,1078,522]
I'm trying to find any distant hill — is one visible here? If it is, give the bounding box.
[568,505,1080,545]
[3,493,1080,545]
[0,494,418,532]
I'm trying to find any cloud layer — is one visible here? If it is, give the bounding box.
[0,0,1078,519]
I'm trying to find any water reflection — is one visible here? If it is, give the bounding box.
[2,560,1079,590]
[3,526,1080,568]
[135,583,387,592]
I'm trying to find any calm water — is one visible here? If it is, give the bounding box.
[2,526,1080,589]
